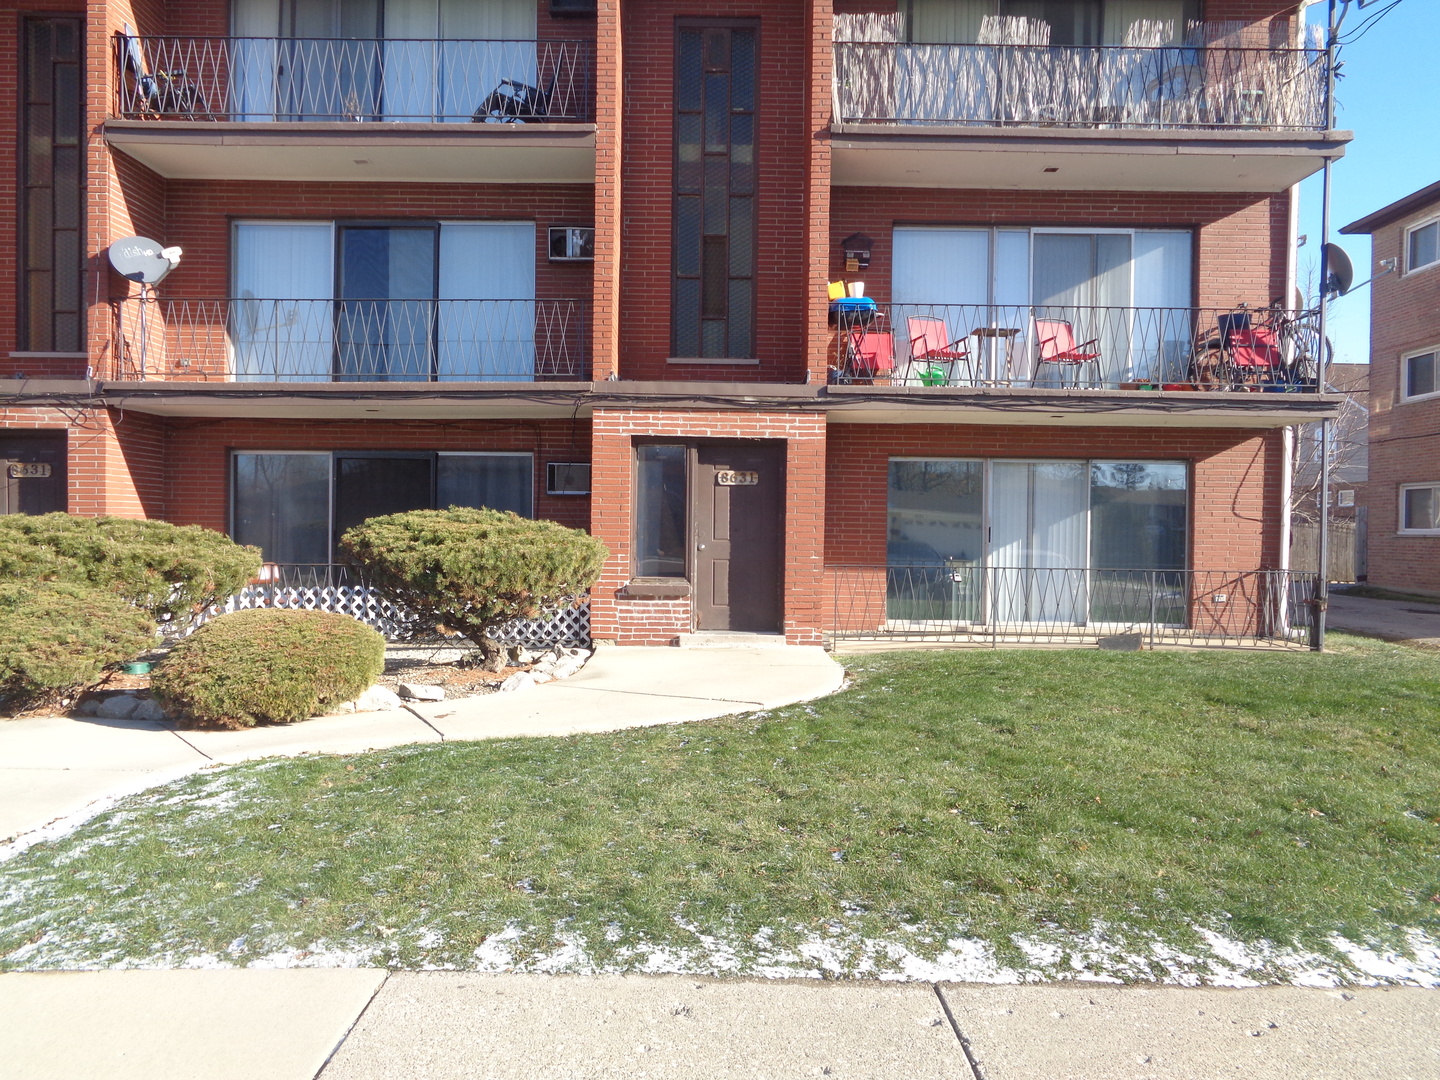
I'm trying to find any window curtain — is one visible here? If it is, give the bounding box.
[437,222,536,381]
[438,0,536,123]
[231,222,334,381]
[1102,0,1186,45]
[437,453,533,515]
[336,226,436,380]
[1131,230,1192,381]
[990,461,1089,623]
[892,227,988,374]
[232,0,280,120]
[1032,231,1132,385]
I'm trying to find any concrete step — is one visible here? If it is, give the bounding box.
[675,632,790,648]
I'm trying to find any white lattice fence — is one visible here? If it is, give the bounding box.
[186,582,590,647]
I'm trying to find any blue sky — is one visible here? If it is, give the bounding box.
[1300,0,1439,367]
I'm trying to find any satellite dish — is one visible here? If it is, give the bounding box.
[108,236,180,285]
[1322,242,1354,298]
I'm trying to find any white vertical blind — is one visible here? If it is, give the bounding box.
[893,227,989,372]
[437,222,535,380]
[440,0,536,122]
[232,0,280,120]
[1132,229,1193,380]
[1102,0,1186,45]
[232,222,334,381]
[909,0,991,43]
[990,461,1088,623]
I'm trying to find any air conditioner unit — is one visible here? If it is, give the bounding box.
[548,226,595,262]
[547,462,591,495]
[548,0,596,16]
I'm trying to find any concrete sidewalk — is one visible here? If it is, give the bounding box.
[1328,592,1440,648]
[0,645,844,850]
[1,970,1435,1080]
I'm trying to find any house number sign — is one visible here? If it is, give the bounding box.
[715,470,758,487]
[7,463,51,479]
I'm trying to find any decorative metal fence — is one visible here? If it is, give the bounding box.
[830,303,1324,392]
[834,42,1326,131]
[109,297,590,382]
[827,565,1318,648]
[183,564,590,647]
[116,35,594,122]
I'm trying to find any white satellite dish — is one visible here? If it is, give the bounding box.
[108,236,181,285]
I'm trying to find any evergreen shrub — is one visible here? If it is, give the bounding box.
[152,609,385,728]
[0,582,156,705]
[339,508,607,660]
[0,514,261,624]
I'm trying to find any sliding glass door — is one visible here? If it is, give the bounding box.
[337,225,436,380]
[232,222,335,381]
[990,461,1089,623]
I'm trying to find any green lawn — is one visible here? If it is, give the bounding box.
[2,635,1438,981]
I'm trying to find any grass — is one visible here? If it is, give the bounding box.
[1332,584,1440,606]
[2,634,1438,981]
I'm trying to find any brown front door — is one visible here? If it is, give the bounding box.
[693,442,782,631]
[0,432,67,515]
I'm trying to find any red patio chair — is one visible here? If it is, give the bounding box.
[1033,319,1101,388]
[907,316,974,386]
[846,327,894,384]
[1226,324,1284,384]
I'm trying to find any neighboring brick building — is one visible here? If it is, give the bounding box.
[1342,181,1440,597]
[1,0,1349,643]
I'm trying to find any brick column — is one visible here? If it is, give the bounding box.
[805,0,835,383]
[589,0,623,381]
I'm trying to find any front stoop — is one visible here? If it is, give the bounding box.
[675,632,791,648]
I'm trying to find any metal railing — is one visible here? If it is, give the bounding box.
[109,297,590,382]
[189,563,591,646]
[830,303,1323,392]
[115,35,594,122]
[828,565,1317,648]
[834,42,1326,131]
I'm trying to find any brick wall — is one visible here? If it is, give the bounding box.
[589,408,827,644]
[829,188,1292,311]
[617,0,812,384]
[1358,198,1440,594]
[0,404,164,516]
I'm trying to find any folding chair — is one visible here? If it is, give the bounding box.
[474,68,558,122]
[1033,319,1101,388]
[907,316,975,386]
[1224,319,1284,386]
[845,327,894,384]
[118,26,207,119]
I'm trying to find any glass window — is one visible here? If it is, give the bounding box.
[438,453,533,516]
[233,453,330,564]
[1089,461,1188,570]
[887,459,983,623]
[1402,486,1440,533]
[1404,351,1437,399]
[635,445,687,577]
[1409,221,1439,273]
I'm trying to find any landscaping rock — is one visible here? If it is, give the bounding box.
[355,685,405,712]
[95,693,140,720]
[74,698,102,718]
[530,670,554,685]
[398,682,446,702]
[131,697,168,723]
[509,645,539,665]
[498,671,535,693]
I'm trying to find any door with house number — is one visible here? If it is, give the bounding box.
[693,442,782,631]
[0,433,67,516]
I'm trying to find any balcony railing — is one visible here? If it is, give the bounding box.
[109,297,590,382]
[115,35,594,122]
[828,565,1318,648]
[186,563,590,646]
[833,42,1326,131]
[829,303,1324,392]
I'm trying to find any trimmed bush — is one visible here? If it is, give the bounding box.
[0,514,261,625]
[0,582,156,705]
[152,609,385,729]
[340,508,608,661]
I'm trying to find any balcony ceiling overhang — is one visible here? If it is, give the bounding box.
[830,125,1351,193]
[23,381,1344,428]
[103,120,596,184]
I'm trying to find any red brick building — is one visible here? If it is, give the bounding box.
[1342,181,1440,597]
[1,0,1348,644]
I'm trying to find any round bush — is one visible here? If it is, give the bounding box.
[0,582,156,706]
[152,609,386,729]
[0,513,261,625]
[340,508,608,661]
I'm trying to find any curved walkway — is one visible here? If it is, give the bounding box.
[0,645,845,854]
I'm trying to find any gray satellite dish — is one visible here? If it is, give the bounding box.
[1322,242,1354,298]
[108,236,176,284]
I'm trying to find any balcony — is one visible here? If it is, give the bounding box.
[108,297,590,385]
[829,302,1326,393]
[831,40,1346,191]
[104,35,596,183]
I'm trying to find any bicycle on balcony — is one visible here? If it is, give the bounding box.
[1189,302,1328,391]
